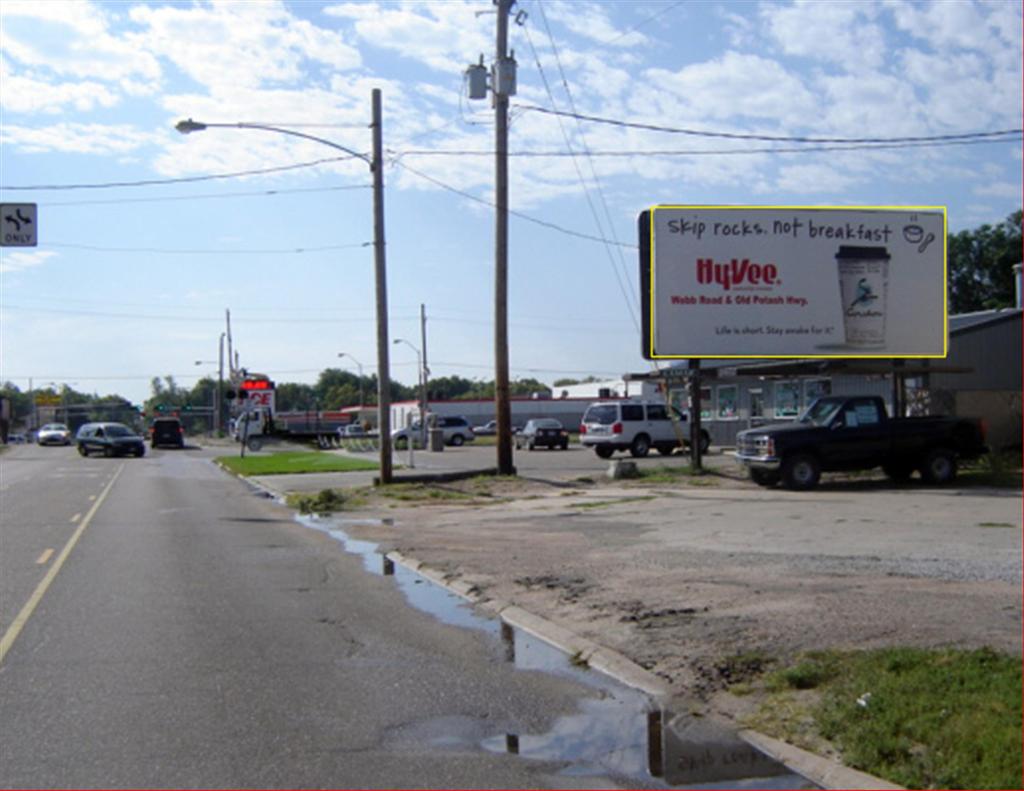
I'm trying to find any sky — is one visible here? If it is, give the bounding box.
[1,0,1022,406]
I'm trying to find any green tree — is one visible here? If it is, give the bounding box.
[948,209,1021,313]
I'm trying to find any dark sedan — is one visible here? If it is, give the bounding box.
[76,422,146,457]
[514,419,570,450]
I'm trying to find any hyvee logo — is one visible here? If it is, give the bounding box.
[696,258,779,291]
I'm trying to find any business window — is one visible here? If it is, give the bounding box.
[717,385,738,419]
[775,381,800,417]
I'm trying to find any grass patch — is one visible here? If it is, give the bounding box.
[977,522,1015,528]
[217,451,378,476]
[287,488,356,514]
[744,647,1022,789]
[958,451,1022,488]
[375,483,479,504]
[635,464,720,486]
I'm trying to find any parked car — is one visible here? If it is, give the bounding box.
[37,423,72,446]
[515,418,570,450]
[339,423,366,437]
[579,399,711,459]
[6,432,27,444]
[150,416,185,448]
[76,422,146,457]
[392,416,476,448]
[474,420,498,436]
[734,395,988,490]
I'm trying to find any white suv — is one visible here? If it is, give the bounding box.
[392,415,476,448]
[579,400,710,459]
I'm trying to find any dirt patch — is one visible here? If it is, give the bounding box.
[319,475,1022,708]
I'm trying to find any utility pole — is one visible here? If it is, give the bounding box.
[372,88,393,483]
[493,0,513,475]
[226,309,233,380]
[420,303,430,421]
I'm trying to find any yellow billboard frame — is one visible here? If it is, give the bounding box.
[644,204,948,360]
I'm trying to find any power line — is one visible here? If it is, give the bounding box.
[393,160,637,249]
[0,154,361,191]
[514,103,1024,144]
[43,184,371,207]
[599,0,686,46]
[532,0,640,331]
[45,241,371,255]
[392,135,1023,157]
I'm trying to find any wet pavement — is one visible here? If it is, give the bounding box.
[298,514,813,790]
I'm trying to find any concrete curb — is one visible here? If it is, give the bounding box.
[225,466,904,791]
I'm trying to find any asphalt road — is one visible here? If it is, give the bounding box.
[0,443,631,789]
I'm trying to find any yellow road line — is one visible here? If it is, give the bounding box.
[35,549,55,565]
[0,464,125,665]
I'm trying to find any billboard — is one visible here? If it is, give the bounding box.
[640,206,947,359]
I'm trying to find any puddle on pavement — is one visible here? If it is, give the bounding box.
[298,514,813,789]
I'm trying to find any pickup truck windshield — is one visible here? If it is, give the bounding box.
[799,397,844,426]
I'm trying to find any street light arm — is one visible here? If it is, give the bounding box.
[174,119,373,168]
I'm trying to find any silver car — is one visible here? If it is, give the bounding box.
[37,423,72,446]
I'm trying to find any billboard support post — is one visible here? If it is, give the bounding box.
[689,359,702,471]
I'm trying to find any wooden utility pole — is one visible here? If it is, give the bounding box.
[494,0,514,475]
[372,88,393,483]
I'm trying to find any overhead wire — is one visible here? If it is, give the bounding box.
[532,0,640,331]
[512,103,1024,144]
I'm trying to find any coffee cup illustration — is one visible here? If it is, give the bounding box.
[836,245,889,347]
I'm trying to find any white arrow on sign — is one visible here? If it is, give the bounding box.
[1,203,38,247]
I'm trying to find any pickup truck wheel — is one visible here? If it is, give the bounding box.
[699,431,711,454]
[782,454,820,490]
[921,448,957,484]
[246,436,263,452]
[749,468,780,487]
[77,445,88,457]
[629,434,651,458]
[595,446,614,459]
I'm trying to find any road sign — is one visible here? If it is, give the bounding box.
[1,203,38,247]
[640,205,947,359]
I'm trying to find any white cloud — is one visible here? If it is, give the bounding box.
[540,0,648,48]
[0,60,120,114]
[131,1,361,92]
[763,0,887,71]
[0,123,159,155]
[324,1,488,73]
[0,249,56,274]
[639,52,818,123]
[973,182,1023,200]
[0,0,161,86]
[773,162,861,194]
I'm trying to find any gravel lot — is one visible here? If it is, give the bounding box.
[252,445,1022,704]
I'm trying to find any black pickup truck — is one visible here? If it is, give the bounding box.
[735,396,988,490]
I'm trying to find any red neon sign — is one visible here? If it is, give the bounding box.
[240,379,273,391]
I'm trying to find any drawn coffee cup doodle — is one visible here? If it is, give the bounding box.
[902,224,924,244]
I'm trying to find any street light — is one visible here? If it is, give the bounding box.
[195,359,220,436]
[337,352,365,410]
[393,338,427,444]
[176,91,394,482]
